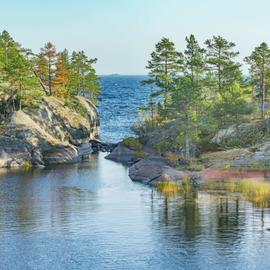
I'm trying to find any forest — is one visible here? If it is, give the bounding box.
[0,30,101,124]
[139,35,270,160]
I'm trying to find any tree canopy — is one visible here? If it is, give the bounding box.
[0,30,101,121]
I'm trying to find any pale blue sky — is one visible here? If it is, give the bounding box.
[0,0,270,74]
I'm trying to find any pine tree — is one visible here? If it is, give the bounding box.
[244,42,270,118]
[40,42,57,95]
[53,54,70,97]
[70,51,101,103]
[0,30,42,112]
[205,36,245,128]
[146,38,183,109]
[205,35,242,96]
[184,34,205,81]
[170,76,199,160]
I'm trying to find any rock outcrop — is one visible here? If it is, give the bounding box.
[129,156,200,185]
[105,143,140,165]
[0,96,99,168]
[212,120,270,148]
[203,119,270,168]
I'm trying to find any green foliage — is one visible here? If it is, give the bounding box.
[134,150,146,159]
[154,139,172,154]
[245,42,270,118]
[142,34,256,161]
[145,37,183,109]
[138,135,150,145]
[122,137,142,150]
[0,30,101,122]
[205,35,242,94]
[176,163,204,172]
[64,97,88,118]
[69,51,101,103]
[22,160,33,170]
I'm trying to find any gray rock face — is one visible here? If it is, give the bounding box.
[0,135,32,168]
[0,96,99,168]
[129,156,200,185]
[105,143,140,165]
[207,119,270,168]
[212,120,270,147]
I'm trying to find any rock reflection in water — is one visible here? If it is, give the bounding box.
[0,153,270,270]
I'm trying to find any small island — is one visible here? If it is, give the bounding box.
[106,36,270,202]
[0,31,101,168]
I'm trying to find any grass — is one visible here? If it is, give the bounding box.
[200,149,249,162]
[64,97,88,118]
[22,160,32,170]
[176,163,204,172]
[134,150,146,159]
[155,177,193,197]
[204,179,270,208]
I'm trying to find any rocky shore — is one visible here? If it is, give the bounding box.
[106,118,270,186]
[105,142,200,185]
[0,96,100,168]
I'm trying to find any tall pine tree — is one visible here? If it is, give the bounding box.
[245,42,270,118]
[146,38,183,110]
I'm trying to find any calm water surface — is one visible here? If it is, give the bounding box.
[1,153,270,270]
[1,76,270,269]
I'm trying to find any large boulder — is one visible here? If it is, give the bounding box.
[140,119,199,157]
[105,143,140,165]
[0,96,100,168]
[42,143,93,165]
[0,135,32,168]
[129,156,200,185]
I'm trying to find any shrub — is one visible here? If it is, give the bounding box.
[22,160,32,170]
[154,140,172,154]
[64,98,88,118]
[135,150,146,159]
[138,135,149,145]
[163,151,179,166]
[123,137,142,150]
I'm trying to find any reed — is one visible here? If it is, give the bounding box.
[205,179,270,208]
[155,176,193,196]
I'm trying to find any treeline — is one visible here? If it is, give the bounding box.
[0,30,101,119]
[142,35,270,160]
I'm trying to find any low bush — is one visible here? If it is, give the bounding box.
[123,137,142,150]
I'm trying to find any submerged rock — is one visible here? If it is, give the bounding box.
[91,140,117,153]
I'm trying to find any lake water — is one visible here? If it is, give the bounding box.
[99,75,151,142]
[1,76,270,270]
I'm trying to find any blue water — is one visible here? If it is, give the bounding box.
[99,75,151,142]
[1,76,270,270]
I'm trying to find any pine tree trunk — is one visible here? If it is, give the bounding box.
[185,113,190,161]
[261,72,265,118]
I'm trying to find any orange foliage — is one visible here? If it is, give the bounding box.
[53,58,69,97]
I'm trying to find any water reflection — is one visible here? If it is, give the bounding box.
[0,154,270,269]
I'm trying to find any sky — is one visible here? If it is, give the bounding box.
[1,0,270,75]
